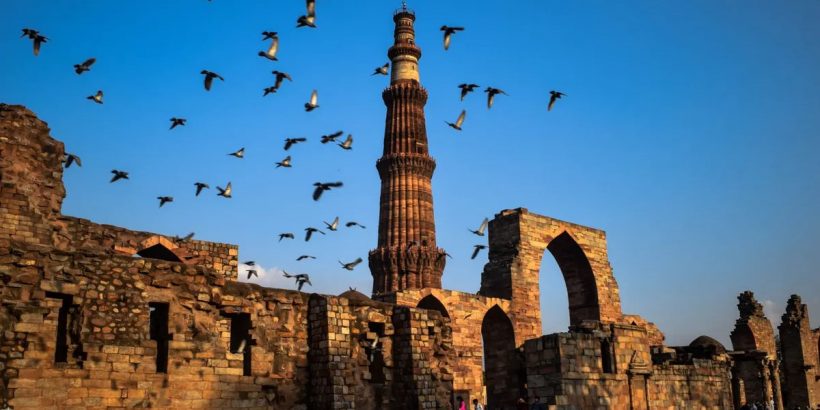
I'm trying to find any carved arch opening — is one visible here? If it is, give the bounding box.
[546,231,600,327]
[416,294,449,318]
[481,305,524,409]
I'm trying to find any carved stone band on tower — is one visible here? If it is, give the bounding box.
[369,9,447,297]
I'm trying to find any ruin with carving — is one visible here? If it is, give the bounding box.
[1,8,819,410]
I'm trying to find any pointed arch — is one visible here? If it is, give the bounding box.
[481,305,524,409]
[135,236,183,262]
[546,231,600,326]
[417,294,449,318]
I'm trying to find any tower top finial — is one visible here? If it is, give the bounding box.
[402,0,407,11]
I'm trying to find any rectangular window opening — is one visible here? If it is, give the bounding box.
[149,302,170,373]
[46,292,73,363]
[601,339,615,374]
[229,313,252,376]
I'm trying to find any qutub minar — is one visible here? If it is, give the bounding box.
[0,6,817,410]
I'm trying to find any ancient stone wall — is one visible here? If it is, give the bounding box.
[778,295,818,409]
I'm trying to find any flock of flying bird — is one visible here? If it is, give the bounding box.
[18,0,567,292]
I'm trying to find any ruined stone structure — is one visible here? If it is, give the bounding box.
[2,7,819,410]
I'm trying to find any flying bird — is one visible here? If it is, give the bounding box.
[484,87,507,109]
[86,90,104,104]
[243,261,256,266]
[194,182,209,196]
[200,70,224,91]
[458,83,479,101]
[228,147,245,158]
[372,63,389,76]
[471,245,487,260]
[548,90,566,111]
[276,155,292,168]
[246,270,258,280]
[440,26,464,50]
[338,135,353,150]
[296,255,316,261]
[345,221,366,229]
[21,29,47,56]
[446,110,466,131]
[258,35,279,61]
[304,227,325,242]
[278,232,295,241]
[469,218,489,236]
[320,130,343,144]
[271,70,292,91]
[261,31,278,41]
[304,89,319,111]
[157,196,174,207]
[339,257,363,271]
[312,181,343,201]
[73,58,96,75]
[64,153,82,168]
[110,170,129,183]
[323,217,339,231]
[284,137,307,151]
[283,271,311,291]
[216,182,232,198]
[296,0,317,28]
[263,86,278,96]
[169,117,186,129]
[174,232,195,242]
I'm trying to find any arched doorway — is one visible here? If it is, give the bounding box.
[546,231,600,327]
[481,305,523,408]
[417,295,449,318]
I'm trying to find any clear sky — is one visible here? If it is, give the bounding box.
[3,1,819,346]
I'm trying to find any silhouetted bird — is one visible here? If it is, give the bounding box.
[157,196,174,207]
[276,155,292,168]
[64,153,82,168]
[169,117,186,129]
[263,86,277,96]
[469,218,489,236]
[271,70,292,90]
[345,221,366,229]
[216,182,232,198]
[21,28,47,56]
[194,182,209,196]
[440,26,464,50]
[320,130,343,144]
[297,255,316,261]
[296,0,316,28]
[339,257,363,271]
[262,31,278,40]
[304,89,319,111]
[372,63,389,76]
[110,170,129,183]
[484,87,507,109]
[471,245,487,260]
[278,232,295,241]
[458,83,479,101]
[246,270,258,279]
[312,181,343,201]
[323,217,339,231]
[73,58,96,75]
[338,135,353,150]
[283,271,311,291]
[258,35,279,61]
[304,227,325,242]
[200,70,224,91]
[446,110,466,131]
[548,90,566,111]
[243,261,256,266]
[284,137,307,150]
[228,147,245,158]
[87,90,104,104]
[175,232,195,242]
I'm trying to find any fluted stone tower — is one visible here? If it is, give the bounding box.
[369,7,447,297]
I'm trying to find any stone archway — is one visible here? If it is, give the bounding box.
[546,231,600,326]
[417,294,449,318]
[135,236,184,262]
[481,305,524,409]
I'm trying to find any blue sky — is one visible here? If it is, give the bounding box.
[3,1,819,346]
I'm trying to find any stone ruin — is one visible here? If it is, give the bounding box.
[1,9,819,410]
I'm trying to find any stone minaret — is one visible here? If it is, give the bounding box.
[369,7,447,297]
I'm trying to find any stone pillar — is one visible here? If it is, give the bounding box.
[778,294,817,409]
